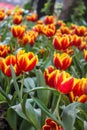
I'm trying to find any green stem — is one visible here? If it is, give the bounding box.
[56,93,62,122]
[20,73,25,102]
[25,86,57,93]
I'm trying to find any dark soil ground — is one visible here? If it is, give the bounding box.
[0,104,11,130]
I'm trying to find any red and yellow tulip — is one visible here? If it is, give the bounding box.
[16,50,38,73]
[0,44,10,57]
[42,118,63,130]
[53,52,72,70]
[13,14,22,24]
[11,25,25,38]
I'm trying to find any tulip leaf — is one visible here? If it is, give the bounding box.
[6,108,17,130]
[19,120,35,130]
[24,77,35,90]
[61,102,81,130]
[35,69,51,125]
[11,104,28,121]
[33,97,62,126]
[10,65,20,100]
[22,94,41,130]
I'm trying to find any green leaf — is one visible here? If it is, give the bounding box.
[0,86,10,102]
[33,97,62,126]
[22,95,41,130]
[6,108,17,130]
[35,69,51,125]
[24,77,35,90]
[61,102,80,130]
[19,120,35,130]
[10,65,20,100]
[11,104,28,121]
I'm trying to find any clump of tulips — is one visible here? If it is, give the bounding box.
[0,7,87,130]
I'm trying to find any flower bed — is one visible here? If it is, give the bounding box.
[0,7,87,130]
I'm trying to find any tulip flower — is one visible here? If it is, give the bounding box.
[53,53,72,70]
[33,24,44,34]
[44,15,55,24]
[0,44,10,57]
[13,14,22,24]
[44,66,60,88]
[22,30,38,46]
[84,49,87,62]
[69,91,87,103]
[11,25,25,38]
[26,13,38,22]
[56,71,74,94]
[69,78,87,103]
[0,11,5,21]
[44,66,74,94]
[16,50,38,73]
[1,55,19,77]
[53,35,70,50]
[42,118,63,130]
[42,24,56,37]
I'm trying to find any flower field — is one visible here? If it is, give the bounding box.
[0,7,87,130]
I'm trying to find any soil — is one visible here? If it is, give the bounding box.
[0,104,11,130]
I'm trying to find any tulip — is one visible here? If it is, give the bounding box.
[0,11,5,21]
[13,14,22,24]
[0,44,10,57]
[53,53,72,70]
[1,55,19,77]
[33,24,44,34]
[84,49,87,62]
[42,118,63,130]
[44,66,60,88]
[44,15,55,24]
[22,30,38,46]
[26,13,38,22]
[56,71,74,94]
[16,50,38,73]
[53,35,70,50]
[42,24,56,37]
[11,25,25,38]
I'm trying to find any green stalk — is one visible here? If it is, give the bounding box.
[20,73,25,102]
[25,86,57,93]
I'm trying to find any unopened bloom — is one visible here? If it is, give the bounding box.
[11,25,25,38]
[53,53,72,70]
[13,14,22,24]
[42,118,63,130]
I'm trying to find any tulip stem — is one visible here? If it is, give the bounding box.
[20,73,25,102]
[56,93,62,122]
[25,86,57,93]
